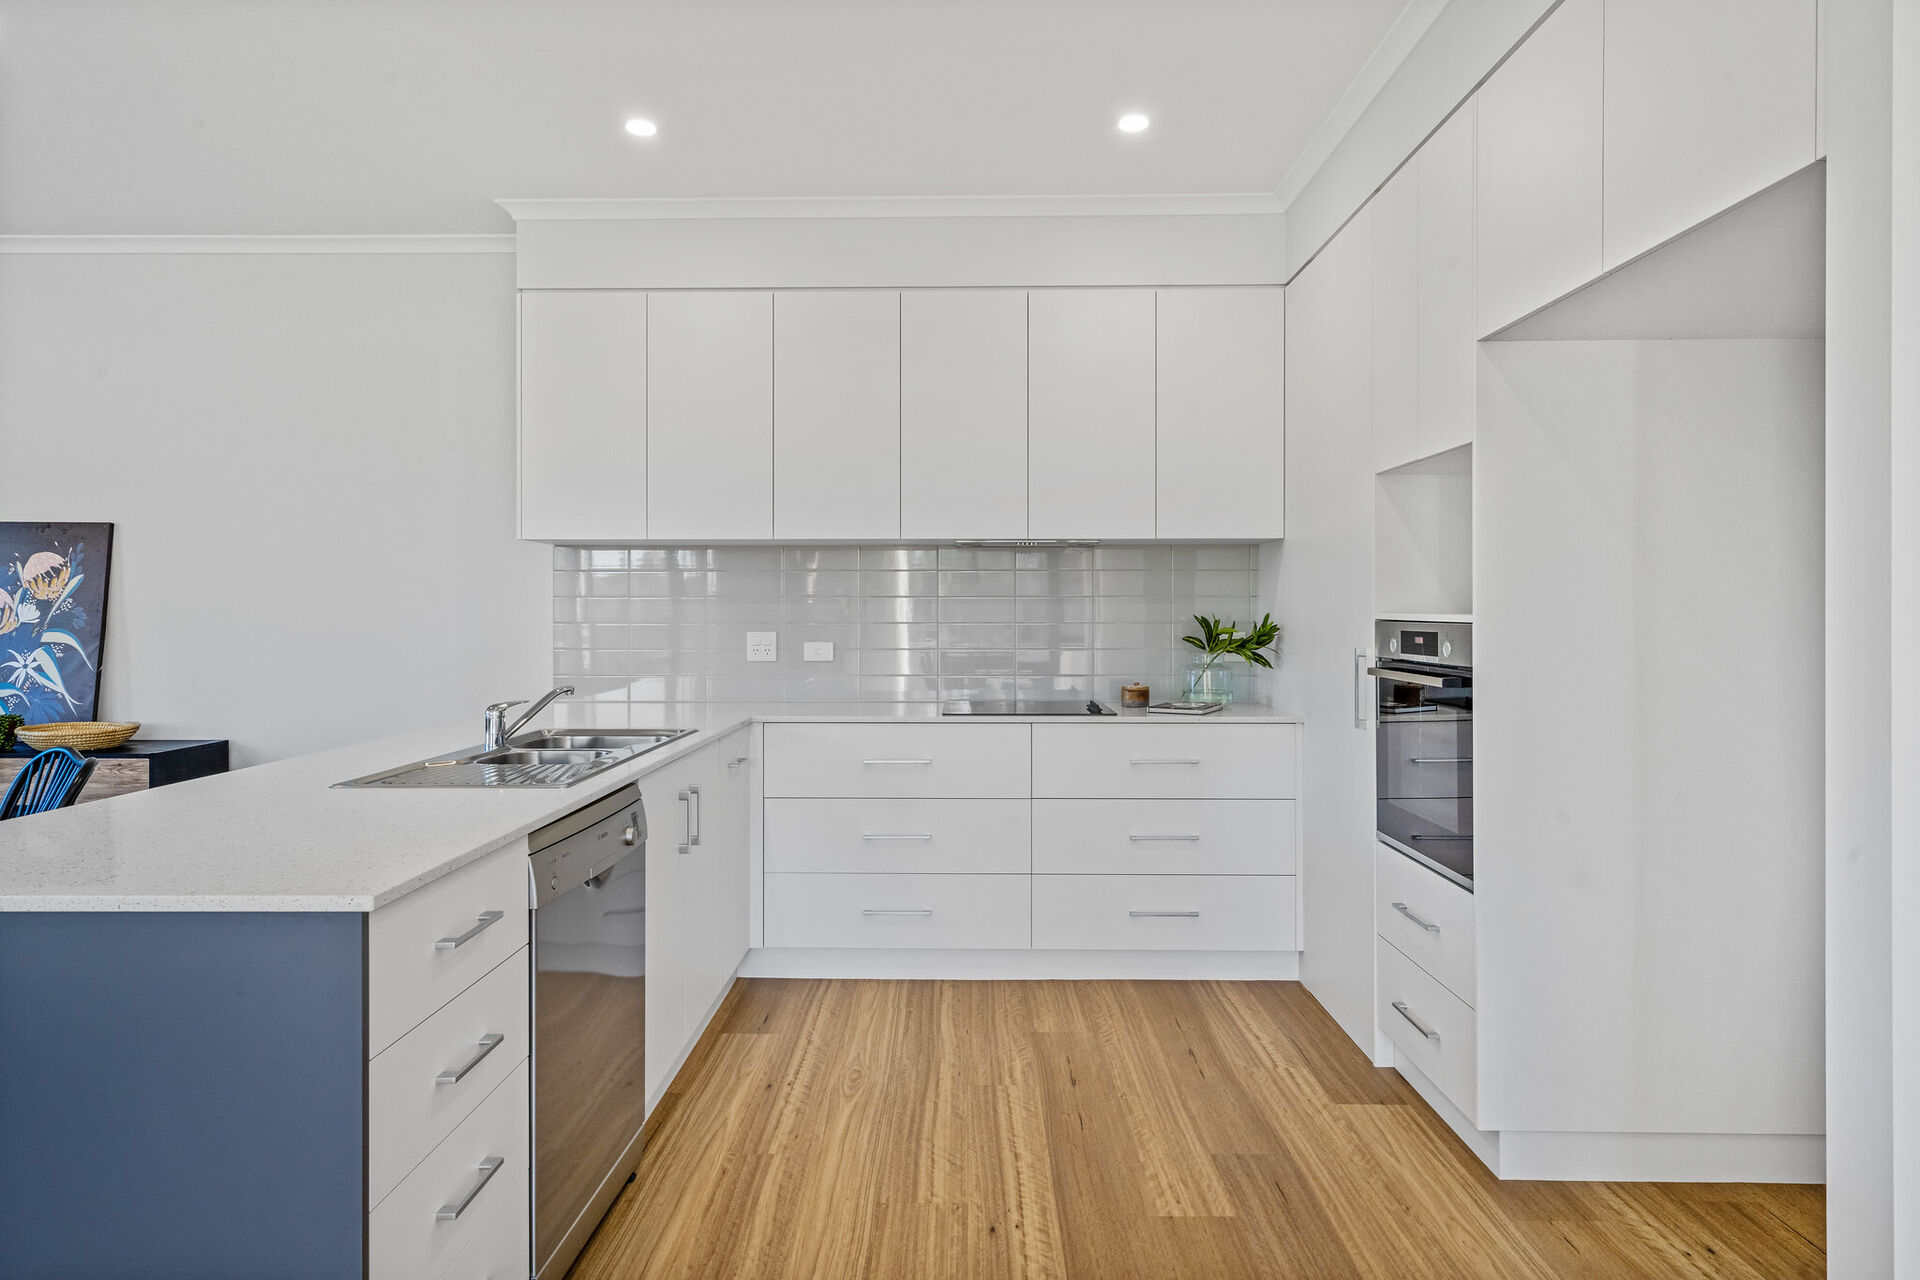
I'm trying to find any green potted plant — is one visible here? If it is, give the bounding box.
[1180,613,1280,705]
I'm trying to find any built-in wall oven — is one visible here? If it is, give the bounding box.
[1370,620,1473,891]
[527,782,649,1279]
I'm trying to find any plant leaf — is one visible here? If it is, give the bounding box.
[39,629,91,666]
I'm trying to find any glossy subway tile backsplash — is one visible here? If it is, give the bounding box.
[550,544,1266,722]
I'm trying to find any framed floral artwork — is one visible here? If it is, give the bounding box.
[0,522,113,723]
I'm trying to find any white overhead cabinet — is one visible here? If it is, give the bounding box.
[518,290,647,541]
[900,290,1027,540]
[1415,102,1477,458]
[517,284,1286,542]
[1155,288,1285,539]
[646,290,773,541]
[773,291,900,539]
[1600,0,1818,269]
[1370,166,1420,473]
[1027,288,1156,539]
[1474,0,1602,336]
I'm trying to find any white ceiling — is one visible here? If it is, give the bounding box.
[0,0,1414,235]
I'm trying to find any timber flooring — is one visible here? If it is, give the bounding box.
[566,979,1824,1280]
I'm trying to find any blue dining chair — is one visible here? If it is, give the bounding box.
[0,747,97,820]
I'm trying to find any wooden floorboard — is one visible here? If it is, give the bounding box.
[566,978,1824,1280]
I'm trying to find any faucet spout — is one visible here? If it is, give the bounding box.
[483,685,574,750]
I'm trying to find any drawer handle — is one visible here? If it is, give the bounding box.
[1411,757,1473,766]
[435,1155,505,1222]
[435,1033,506,1086]
[1390,902,1441,933]
[1129,910,1200,918]
[862,908,933,917]
[1392,1000,1442,1043]
[863,758,934,766]
[1129,757,1202,766]
[1128,834,1201,843]
[435,910,504,951]
[861,834,934,841]
[727,756,748,769]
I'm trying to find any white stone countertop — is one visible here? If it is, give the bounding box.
[0,702,1300,913]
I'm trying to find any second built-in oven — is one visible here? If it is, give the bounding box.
[1370,620,1473,891]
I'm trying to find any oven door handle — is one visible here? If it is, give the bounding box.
[1368,665,1450,688]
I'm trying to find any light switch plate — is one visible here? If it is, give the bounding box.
[802,641,834,663]
[746,632,777,663]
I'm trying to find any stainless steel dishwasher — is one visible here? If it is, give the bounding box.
[527,782,648,1279]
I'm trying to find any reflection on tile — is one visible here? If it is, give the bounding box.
[863,597,938,624]
[859,546,939,569]
[1015,596,1094,624]
[782,569,860,597]
[939,570,1018,596]
[782,547,860,571]
[861,570,940,596]
[939,597,1018,625]
[938,546,1017,570]
[938,623,1019,650]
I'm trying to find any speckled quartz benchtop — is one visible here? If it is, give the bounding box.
[0,703,1301,913]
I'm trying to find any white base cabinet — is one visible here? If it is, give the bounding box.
[761,722,1300,963]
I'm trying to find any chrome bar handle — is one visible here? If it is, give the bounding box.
[862,908,933,917]
[1130,910,1201,918]
[677,787,695,854]
[727,756,749,770]
[435,1156,505,1222]
[861,834,934,841]
[1392,1000,1441,1042]
[1356,650,1374,727]
[1411,757,1473,766]
[435,911,504,951]
[689,783,702,846]
[435,1033,505,1085]
[1390,902,1441,933]
[862,758,933,766]
[1128,834,1201,842]
[1128,758,1201,766]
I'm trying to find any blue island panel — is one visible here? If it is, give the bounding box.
[0,911,365,1279]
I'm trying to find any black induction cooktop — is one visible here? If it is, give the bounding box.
[941,699,1116,716]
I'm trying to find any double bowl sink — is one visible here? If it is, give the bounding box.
[335,729,695,789]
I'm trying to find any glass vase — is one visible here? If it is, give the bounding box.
[1183,657,1235,705]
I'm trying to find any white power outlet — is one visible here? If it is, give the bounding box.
[802,641,834,663]
[746,631,778,663]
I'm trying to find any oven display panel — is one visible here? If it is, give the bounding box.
[1399,629,1441,660]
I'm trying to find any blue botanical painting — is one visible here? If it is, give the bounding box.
[0,522,113,723]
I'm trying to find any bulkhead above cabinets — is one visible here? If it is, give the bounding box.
[516,285,1286,545]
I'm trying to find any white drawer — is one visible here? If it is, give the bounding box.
[1032,874,1296,951]
[369,1058,529,1280]
[369,949,530,1208]
[1377,936,1477,1124]
[762,723,1030,798]
[1031,724,1298,798]
[435,1164,529,1280]
[1032,800,1296,875]
[370,844,530,1056]
[1374,842,1476,1005]
[765,798,1031,874]
[763,872,1030,948]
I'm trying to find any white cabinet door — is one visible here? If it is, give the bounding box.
[1275,210,1380,1056]
[645,291,772,540]
[703,728,752,1014]
[1155,287,1285,538]
[1416,102,1477,457]
[1475,0,1603,335]
[1027,289,1156,539]
[1370,167,1420,473]
[519,291,646,541]
[640,745,713,1105]
[1601,0,1817,269]
[774,292,900,539]
[900,290,1027,540]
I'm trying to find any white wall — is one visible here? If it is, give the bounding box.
[0,250,549,765]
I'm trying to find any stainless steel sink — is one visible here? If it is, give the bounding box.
[334,728,696,789]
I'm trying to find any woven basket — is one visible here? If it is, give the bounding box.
[17,721,140,751]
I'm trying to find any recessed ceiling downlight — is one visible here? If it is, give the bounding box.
[624,118,658,138]
[1117,113,1150,134]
